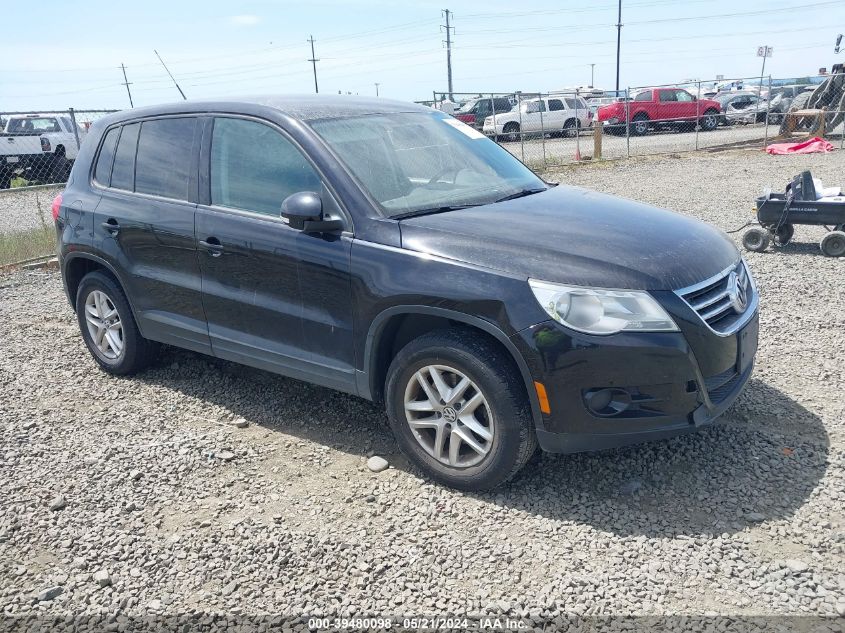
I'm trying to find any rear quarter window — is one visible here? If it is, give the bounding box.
[110,123,140,191]
[93,127,120,186]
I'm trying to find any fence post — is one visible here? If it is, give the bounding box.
[68,108,81,150]
[538,91,547,167]
[490,93,498,144]
[763,75,772,149]
[575,89,581,161]
[695,81,701,151]
[594,117,603,160]
[625,87,631,158]
[517,92,525,163]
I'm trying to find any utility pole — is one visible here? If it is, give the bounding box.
[308,35,320,94]
[615,0,622,93]
[374,82,380,97]
[441,9,454,101]
[153,50,187,100]
[590,63,595,88]
[119,63,134,108]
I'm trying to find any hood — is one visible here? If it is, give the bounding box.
[398,185,739,291]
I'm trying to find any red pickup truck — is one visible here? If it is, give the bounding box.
[597,88,721,136]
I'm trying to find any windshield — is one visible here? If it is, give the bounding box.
[456,100,478,113]
[310,112,545,217]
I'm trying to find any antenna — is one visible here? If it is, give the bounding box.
[153,49,187,100]
[119,63,134,108]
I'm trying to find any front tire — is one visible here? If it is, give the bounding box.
[502,122,520,143]
[630,115,649,136]
[742,228,770,252]
[76,271,158,375]
[699,110,719,131]
[385,329,537,491]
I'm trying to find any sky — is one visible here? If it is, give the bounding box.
[1,0,842,112]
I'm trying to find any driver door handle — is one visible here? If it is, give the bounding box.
[199,237,223,257]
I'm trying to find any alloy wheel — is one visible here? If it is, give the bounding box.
[84,290,124,360]
[403,364,494,468]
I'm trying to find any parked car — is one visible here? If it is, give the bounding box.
[483,96,592,141]
[453,97,514,129]
[713,91,761,125]
[724,96,769,125]
[0,113,84,188]
[55,96,758,490]
[587,97,616,118]
[598,88,721,136]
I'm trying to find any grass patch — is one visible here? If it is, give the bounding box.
[0,193,55,267]
[0,226,56,267]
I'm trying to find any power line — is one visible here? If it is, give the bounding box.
[308,35,320,94]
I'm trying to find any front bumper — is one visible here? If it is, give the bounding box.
[511,309,759,454]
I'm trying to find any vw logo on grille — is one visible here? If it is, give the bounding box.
[727,270,748,314]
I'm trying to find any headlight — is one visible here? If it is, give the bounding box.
[528,279,679,335]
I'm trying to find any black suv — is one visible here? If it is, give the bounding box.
[55,96,758,490]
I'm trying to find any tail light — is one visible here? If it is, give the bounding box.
[41,137,52,152]
[51,192,63,222]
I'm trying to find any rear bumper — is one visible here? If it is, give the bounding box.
[511,310,758,454]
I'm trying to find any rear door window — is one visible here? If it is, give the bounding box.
[548,99,565,111]
[94,127,120,186]
[134,118,196,200]
[110,122,140,191]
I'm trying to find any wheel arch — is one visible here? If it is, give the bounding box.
[63,253,143,332]
[360,306,543,428]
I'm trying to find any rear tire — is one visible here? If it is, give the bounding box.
[742,228,770,252]
[385,329,537,491]
[76,271,159,375]
[562,119,579,138]
[820,231,845,257]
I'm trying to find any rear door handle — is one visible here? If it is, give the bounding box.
[101,219,120,234]
[199,238,223,257]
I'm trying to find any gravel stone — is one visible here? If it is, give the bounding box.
[93,570,112,587]
[367,455,390,472]
[37,586,63,602]
[785,560,810,574]
[47,495,66,511]
[1,150,843,622]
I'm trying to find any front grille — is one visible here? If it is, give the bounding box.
[677,261,754,334]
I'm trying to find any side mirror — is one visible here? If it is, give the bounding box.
[281,191,343,233]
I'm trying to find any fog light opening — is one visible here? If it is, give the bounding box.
[584,388,632,417]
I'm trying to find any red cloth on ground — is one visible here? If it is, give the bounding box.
[765,137,834,155]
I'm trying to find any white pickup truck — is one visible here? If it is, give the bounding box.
[0,113,84,188]
[482,95,593,142]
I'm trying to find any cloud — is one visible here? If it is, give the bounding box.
[229,14,261,26]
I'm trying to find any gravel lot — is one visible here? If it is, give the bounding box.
[0,185,63,236]
[1,149,844,629]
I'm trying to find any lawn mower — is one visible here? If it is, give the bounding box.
[742,170,845,257]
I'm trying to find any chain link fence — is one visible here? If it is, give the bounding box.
[433,73,845,169]
[0,109,116,190]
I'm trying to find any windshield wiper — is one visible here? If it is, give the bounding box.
[492,187,547,203]
[392,204,480,220]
